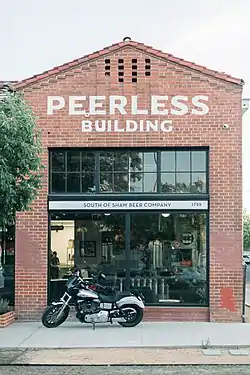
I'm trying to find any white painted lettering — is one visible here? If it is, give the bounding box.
[131,96,148,115]
[95,120,106,132]
[126,120,138,132]
[109,96,127,114]
[107,120,112,132]
[47,96,65,115]
[69,96,86,115]
[89,96,106,115]
[191,95,209,115]
[171,96,188,115]
[114,120,124,132]
[160,120,173,132]
[151,96,168,115]
[146,120,159,132]
[139,120,144,132]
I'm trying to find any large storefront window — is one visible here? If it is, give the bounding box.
[49,149,208,195]
[49,212,208,306]
[0,226,15,305]
[130,212,207,305]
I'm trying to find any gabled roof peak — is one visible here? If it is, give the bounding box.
[15,38,244,89]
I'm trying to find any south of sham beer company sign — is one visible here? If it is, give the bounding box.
[47,95,209,133]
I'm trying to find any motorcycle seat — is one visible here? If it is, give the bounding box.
[99,291,132,303]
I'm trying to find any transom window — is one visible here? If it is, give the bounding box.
[49,149,208,194]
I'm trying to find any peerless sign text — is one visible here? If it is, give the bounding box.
[47,95,209,133]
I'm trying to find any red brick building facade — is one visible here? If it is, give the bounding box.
[12,39,243,322]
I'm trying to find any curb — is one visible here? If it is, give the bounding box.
[1,364,250,367]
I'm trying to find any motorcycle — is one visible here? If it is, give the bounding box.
[42,269,145,329]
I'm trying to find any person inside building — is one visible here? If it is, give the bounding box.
[50,251,60,279]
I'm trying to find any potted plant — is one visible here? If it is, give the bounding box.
[0,298,15,327]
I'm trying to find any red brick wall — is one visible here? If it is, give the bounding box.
[15,46,243,321]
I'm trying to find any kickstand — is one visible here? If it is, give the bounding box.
[91,319,96,331]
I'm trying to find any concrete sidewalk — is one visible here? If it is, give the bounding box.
[2,321,250,349]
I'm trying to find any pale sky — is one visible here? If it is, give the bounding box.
[1,0,250,209]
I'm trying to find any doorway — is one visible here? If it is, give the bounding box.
[48,213,128,302]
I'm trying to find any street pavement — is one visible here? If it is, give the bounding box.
[2,347,250,366]
[1,366,250,375]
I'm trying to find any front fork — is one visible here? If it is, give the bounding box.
[52,292,71,320]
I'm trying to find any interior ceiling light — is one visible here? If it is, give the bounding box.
[161,213,170,218]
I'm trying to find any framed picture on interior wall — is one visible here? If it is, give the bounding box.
[80,240,96,258]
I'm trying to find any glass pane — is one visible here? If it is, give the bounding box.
[100,172,113,192]
[191,173,206,193]
[114,152,129,171]
[49,220,74,281]
[144,173,157,192]
[82,173,96,193]
[192,151,206,171]
[130,172,143,192]
[67,151,80,172]
[100,173,129,192]
[67,173,81,193]
[176,173,190,193]
[76,214,126,290]
[82,152,95,172]
[51,152,65,172]
[161,151,175,172]
[100,152,114,172]
[144,152,157,172]
[176,151,190,171]
[51,173,66,193]
[161,173,175,193]
[0,225,15,306]
[129,152,143,172]
[114,173,129,192]
[130,213,208,306]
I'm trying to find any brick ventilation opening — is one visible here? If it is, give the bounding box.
[105,59,110,77]
[132,59,137,83]
[118,59,124,83]
[145,58,151,76]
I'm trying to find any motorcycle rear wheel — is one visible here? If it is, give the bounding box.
[118,304,143,327]
[42,304,70,328]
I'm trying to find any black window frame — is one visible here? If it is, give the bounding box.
[49,147,209,195]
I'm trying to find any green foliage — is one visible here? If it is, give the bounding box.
[0,91,44,227]
[0,298,10,315]
[243,209,250,251]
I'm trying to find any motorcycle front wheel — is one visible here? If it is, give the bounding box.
[42,304,70,328]
[118,304,143,327]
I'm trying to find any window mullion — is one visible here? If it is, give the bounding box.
[128,153,131,193]
[80,151,83,193]
[174,151,177,192]
[65,152,67,193]
[157,151,161,193]
[49,151,52,193]
[96,152,100,193]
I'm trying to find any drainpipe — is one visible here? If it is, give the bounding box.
[242,98,250,115]
[242,99,249,322]
[242,261,247,323]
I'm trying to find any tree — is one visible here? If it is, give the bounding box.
[0,89,44,229]
[243,209,250,251]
